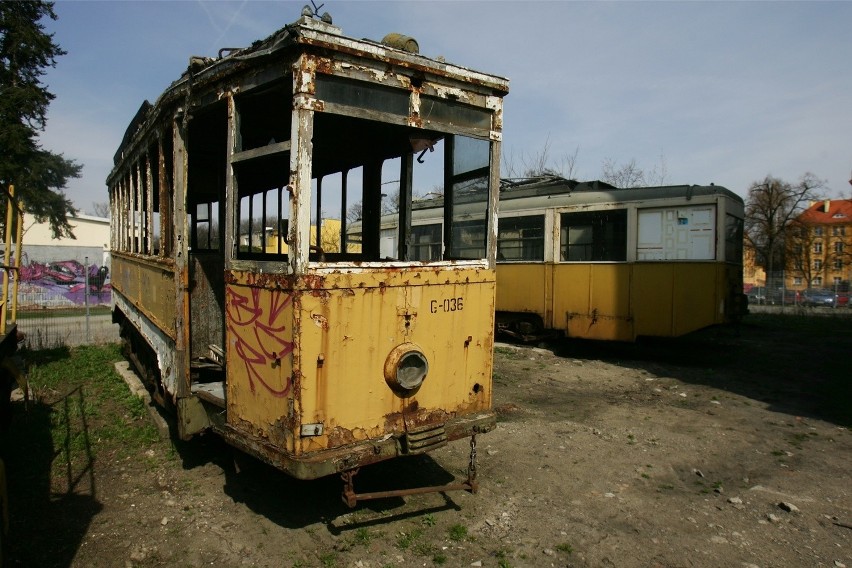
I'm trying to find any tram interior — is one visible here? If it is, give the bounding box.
[182,83,483,396]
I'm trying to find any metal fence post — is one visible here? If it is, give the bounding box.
[85,256,90,344]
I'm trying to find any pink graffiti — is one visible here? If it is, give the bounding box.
[226,287,295,398]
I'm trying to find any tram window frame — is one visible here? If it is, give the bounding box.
[306,110,493,264]
[236,181,291,260]
[189,201,221,251]
[445,135,491,261]
[725,214,744,264]
[560,209,627,262]
[411,223,442,261]
[497,215,544,262]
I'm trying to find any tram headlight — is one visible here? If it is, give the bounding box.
[384,343,429,397]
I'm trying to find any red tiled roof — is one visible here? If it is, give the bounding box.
[797,199,852,225]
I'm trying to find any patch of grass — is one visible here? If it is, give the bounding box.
[414,541,437,556]
[319,552,337,567]
[495,549,512,568]
[421,514,437,527]
[494,346,525,360]
[786,432,812,449]
[556,542,573,554]
[17,306,112,320]
[19,344,160,477]
[353,527,373,546]
[432,552,448,565]
[448,524,468,541]
[396,528,423,550]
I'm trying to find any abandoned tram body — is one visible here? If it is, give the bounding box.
[375,177,746,342]
[492,179,746,341]
[107,14,508,502]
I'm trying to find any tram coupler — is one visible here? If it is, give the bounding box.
[340,432,480,508]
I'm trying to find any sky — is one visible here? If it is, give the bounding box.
[36,0,852,215]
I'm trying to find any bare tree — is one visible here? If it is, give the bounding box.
[645,153,669,186]
[92,201,110,218]
[600,154,670,188]
[784,218,817,287]
[346,200,363,223]
[502,139,580,179]
[601,158,645,188]
[381,189,400,215]
[744,173,825,288]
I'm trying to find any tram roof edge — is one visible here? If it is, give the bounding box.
[108,12,510,181]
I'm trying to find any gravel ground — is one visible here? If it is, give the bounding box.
[5,315,852,568]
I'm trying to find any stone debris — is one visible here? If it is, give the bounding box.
[778,502,800,513]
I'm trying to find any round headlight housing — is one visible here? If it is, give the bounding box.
[384,343,429,397]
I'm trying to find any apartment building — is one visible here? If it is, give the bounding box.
[788,199,852,291]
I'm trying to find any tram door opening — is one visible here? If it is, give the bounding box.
[187,104,228,375]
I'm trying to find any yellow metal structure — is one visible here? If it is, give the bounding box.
[492,180,745,341]
[106,11,507,492]
[498,261,730,341]
[395,179,745,342]
[224,267,494,476]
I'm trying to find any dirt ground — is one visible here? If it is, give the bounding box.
[7,314,852,568]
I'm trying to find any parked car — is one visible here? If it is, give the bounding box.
[746,287,767,305]
[837,293,850,307]
[765,288,800,305]
[800,288,838,308]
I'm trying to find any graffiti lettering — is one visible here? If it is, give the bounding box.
[225,287,295,398]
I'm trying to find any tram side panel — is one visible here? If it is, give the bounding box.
[552,264,634,342]
[222,266,495,478]
[224,271,297,455]
[495,263,550,327]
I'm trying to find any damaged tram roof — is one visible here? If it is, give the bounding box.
[111,12,509,171]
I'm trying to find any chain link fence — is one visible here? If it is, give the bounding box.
[746,271,850,311]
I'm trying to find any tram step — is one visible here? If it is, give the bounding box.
[402,424,448,454]
[191,381,225,408]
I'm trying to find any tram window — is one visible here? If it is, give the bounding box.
[315,75,409,117]
[343,167,363,254]
[411,224,442,261]
[148,142,161,255]
[237,184,290,259]
[497,215,544,261]
[447,136,490,260]
[560,210,627,262]
[452,220,487,259]
[160,133,174,256]
[190,202,220,251]
[238,83,292,151]
[380,157,403,260]
[420,95,492,132]
[313,172,346,257]
[725,214,743,264]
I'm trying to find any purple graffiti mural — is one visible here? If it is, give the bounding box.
[16,258,111,307]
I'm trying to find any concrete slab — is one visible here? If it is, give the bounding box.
[114,360,170,439]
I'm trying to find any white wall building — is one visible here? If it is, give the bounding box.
[16,213,110,267]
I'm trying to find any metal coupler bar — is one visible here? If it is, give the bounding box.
[341,475,477,508]
[340,432,481,508]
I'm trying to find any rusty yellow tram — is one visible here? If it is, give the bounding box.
[106,12,508,505]
[383,176,745,342]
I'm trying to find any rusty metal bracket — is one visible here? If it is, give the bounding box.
[340,432,480,508]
